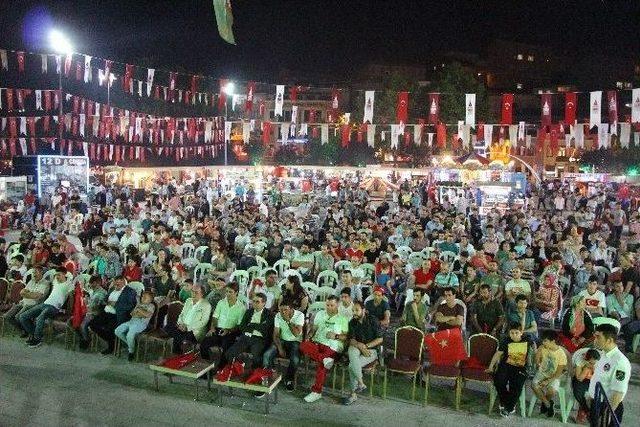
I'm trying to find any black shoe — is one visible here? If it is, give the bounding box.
[254,392,266,399]
[101,348,114,355]
[540,402,548,415]
[19,331,29,339]
[547,401,555,418]
[78,339,90,350]
[128,353,135,361]
[285,380,294,391]
[499,408,510,418]
[28,339,42,348]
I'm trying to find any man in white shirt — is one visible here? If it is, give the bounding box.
[338,288,355,320]
[587,324,631,424]
[119,226,140,250]
[4,267,50,334]
[262,300,304,391]
[578,279,606,317]
[167,285,211,354]
[19,268,71,347]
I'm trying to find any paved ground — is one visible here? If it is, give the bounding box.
[2,336,638,427]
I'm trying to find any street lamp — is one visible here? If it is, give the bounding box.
[223,81,235,166]
[49,29,73,144]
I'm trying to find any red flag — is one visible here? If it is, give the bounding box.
[404,129,411,147]
[289,86,298,103]
[64,54,72,76]
[424,328,466,366]
[75,61,82,81]
[245,81,256,111]
[16,51,25,72]
[607,90,618,124]
[43,116,50,132]
[27,117,35,136]
[29,138,36,154]
[541,93,552,126]
[8,117,17,137]
[549,124,559,155]
[9,138,16,157]
[154,85,160,100]
[565,92,577,125]
[428,93,440,124]
[16,89,25,110]
[190,75,198,93]
[44,90,51,111]
[262,121,271,144]
[436,123,447,148]
[123,64,134,91]
[476,122,484,141]
[6,89,13,111]
[396,91,409,124]
[501,93,514,125]
[218,79,228,112]
[341,124,350,147]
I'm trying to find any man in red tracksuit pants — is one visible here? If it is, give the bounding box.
[300,295,349,403]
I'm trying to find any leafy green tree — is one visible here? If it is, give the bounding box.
[434,62,494,124]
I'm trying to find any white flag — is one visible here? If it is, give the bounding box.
[79,114,85,137]
[249,119,255,132]
[84,55,92,83]
[413,124,422,146]
[509,125,518,143]
[465,93,476,126]
[0,50,7,70]
[291,105,298,123]
[281,123,290,140]
[367,124,376,147]
[427,132,434,147]
[598,124,610,149]
[620,123,631,148]
[518,121,525,141]
[41,54,48,73]
[344,113,351,124]
[147,69,155,96]
[19,117,26,135]
[635,132,640,147]
[300,123,308,136]
[363,91,375,123]
[390,124,401,149]
[19,138,27,155]
[55,55,61,74]
[484,125,493,148]
[590,91,602,129]
[525,134,532,149]
[321,124,329,144]
[610,123,618,136]
[632,88,640,124]
[242,122,250,143]
[138,81,143,97]
[575,123,585,148]
[224,121,232,143]
[457,120,464,143]
[83,142,88,156]
[274,85,285,117]
[35,90,42,110]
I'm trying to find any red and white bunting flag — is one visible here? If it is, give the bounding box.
[465,94,476,126]
[396,91,408,124]
[589,91,602,129]
[501,93,514,125]
[607,90,618,124]
[428,93,439,124]
[190,75,198,93]
[363,91,374,123]
[541,93,552,127]
[245,81,255,111]
[274,85,285,117]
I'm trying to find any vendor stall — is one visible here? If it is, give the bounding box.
[0,176,27,203]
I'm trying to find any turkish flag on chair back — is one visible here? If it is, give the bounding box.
[424,327,466,366]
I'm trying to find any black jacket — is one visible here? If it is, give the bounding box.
[239,308,274,340]
[114,285,138,325]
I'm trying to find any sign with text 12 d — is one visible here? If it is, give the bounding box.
[37,155,89,198]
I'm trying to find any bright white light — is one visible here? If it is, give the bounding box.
[49,29,73,54]
[223,82,235,96]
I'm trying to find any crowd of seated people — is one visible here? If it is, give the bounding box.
[0,175,639,419]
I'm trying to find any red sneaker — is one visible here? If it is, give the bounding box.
[214,364,233,382]
[230,360,245,378]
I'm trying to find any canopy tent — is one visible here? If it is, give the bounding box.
[360,176,400,193]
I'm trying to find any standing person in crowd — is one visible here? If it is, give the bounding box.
[262,299,304,392]
[486,322,534,418]
[587,324,631,425]
[342,300,383,405]
[300,295,348,403]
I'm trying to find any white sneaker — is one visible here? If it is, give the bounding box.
[322,357,334,370]
[304,392,323,403]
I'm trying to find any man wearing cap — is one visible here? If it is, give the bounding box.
[587,324,631,424]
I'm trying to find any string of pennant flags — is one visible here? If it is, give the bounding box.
[1,48,640,164]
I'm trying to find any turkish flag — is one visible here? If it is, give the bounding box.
[549,124,559,155]
[190,75,198,93]
[6,88,14,111]
[396,91,409,124]
[565,92,577,125]
[436,123,447,148]
[262,121,271,144]
[607,90,618,124]
[428,93,440,124]
[501,93,514,125]
[541,93,552,126]
[424,327,466,366]
[289,86,298,103]
[341,124,350,147]
[71,283,87,329]
[245,81,256,111]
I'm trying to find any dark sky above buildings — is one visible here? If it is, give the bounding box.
[0,0,638,82]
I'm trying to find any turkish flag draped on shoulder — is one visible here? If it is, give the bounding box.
[564,92,577,125]
[501,93,514,125]
[396,91,409,124]
[424,327,466,366]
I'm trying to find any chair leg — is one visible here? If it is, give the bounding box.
[519,387,527,418]
[340,366,345,391]
[369,369,374,397]
[383,369,388,399]
[455,378,462,410]
[488,384,496,414]
[411,372,417,401]
[424,373,429,405]
[527,394,537,417]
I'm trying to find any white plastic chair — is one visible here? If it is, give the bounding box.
[316,270,339,288]
[194,246,209,262]
[255,256,268,270]
[439,251,457,263]
[272,259,290,278]
[229,269,250,290]
[282,269,303,286]
[334,260,352,274]
[247,266,263,283]
[395,246,413,260]
[181,243,196,259]
[193,263,213,284]
[314,286,336,301]
[302,282,318,300]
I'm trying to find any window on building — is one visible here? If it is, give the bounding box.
[616,81,623,89]
[527,55,534,62]
[516,54,523,60]
[516,83,523,90]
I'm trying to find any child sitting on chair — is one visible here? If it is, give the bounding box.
[114,291,155,361]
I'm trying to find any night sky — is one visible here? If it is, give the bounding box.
[0,0,638,82]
